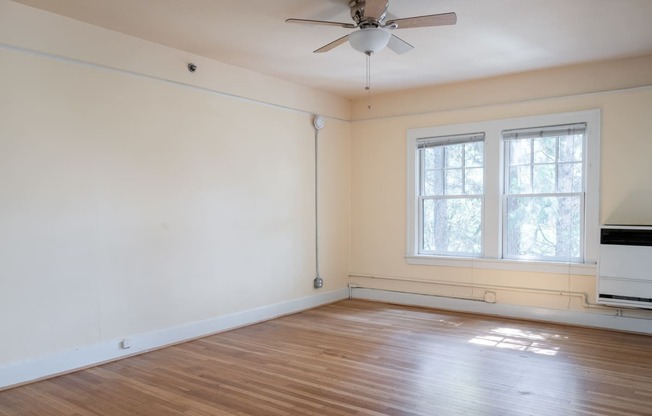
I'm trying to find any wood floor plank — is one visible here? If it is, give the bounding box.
[1,300,651,415]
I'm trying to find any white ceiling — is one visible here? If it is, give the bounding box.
[12,0,652,99]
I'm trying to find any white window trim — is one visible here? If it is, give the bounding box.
[406,109,600,274]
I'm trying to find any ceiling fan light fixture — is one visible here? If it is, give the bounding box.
[349,28,391,54]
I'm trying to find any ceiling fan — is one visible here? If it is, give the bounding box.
[286,0,457,55]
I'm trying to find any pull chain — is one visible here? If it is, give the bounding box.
[365,51,372,110]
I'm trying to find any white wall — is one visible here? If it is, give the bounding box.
[0,0,350,386]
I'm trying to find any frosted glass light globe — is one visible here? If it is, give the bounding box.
[349,28,391,54]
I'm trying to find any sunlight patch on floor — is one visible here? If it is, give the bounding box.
[468,327,562,356]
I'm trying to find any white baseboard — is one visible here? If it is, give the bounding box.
[351,288,652,335]
[0,288,349,391]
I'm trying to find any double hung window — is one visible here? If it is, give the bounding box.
[418,134,484,256]
[407,110,599,271]
[503,124,586,262]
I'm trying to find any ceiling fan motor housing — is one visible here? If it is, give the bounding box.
[350,0,388,27]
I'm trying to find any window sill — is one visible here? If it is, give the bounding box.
[405,255,596,276]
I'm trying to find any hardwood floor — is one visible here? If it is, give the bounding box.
[1,300,652,415]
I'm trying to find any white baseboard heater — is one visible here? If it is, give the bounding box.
[598,225,652,309]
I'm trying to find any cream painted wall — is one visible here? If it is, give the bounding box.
[349,59,652,319]
[0,1,350,368]
[2,0,652,381]
[0,0,350,121]
[351,54,652,120]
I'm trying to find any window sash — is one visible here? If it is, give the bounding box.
[502,193,585,262]
[419,195,484,257]
[503,127,586,195]
[418,139,485,198]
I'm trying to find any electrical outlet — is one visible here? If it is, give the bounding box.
[120,339,132,350]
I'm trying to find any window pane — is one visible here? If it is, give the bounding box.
[532,164,555,193]
[558,162,582,193]
[422,199,435,251]
[465,168,483,195]
[533,137,556,163]
[505,196,582,260]
[573,135,583,161]
[445,169,463,195]
[446,144,463,168]
[559,135,583,162]
[421,197,482,255]
[508,166,531,194]
[423,148,434,170]
[572,162,583,192]
[510,139,531,165]
[465,141,484,167]
[423,147,444,170]
[423,170,443,196]
[434,147,444,169]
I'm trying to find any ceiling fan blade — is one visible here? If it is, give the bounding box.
[387,34,414,54]
[362,0,389,21]
[385,11,399,22]
[386,12,457,29]
[286,18,356,29]
[314,35,350,53]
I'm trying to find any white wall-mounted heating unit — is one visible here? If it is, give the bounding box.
[598,225,652,309]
